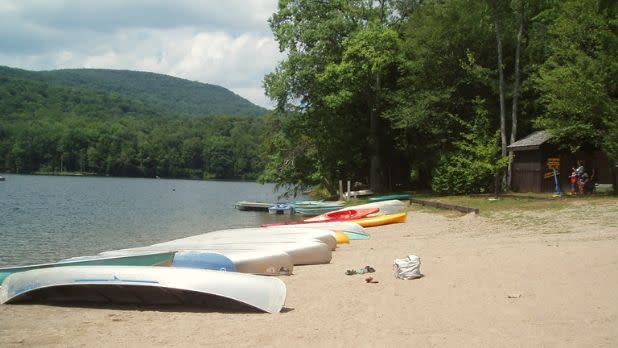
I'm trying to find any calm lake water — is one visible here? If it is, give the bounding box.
[0,174,300,267]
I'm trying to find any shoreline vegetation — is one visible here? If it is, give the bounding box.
[1,199,616,346]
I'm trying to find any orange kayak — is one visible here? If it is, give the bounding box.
[304,208,379,222]
[352,212,407,227]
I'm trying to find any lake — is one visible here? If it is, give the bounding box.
[0,174,301,267]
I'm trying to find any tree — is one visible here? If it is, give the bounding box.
[534,0,617,159]
[264,0,406,195]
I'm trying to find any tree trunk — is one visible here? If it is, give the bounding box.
[492,0,507,193]
[508,0,524,190]
[369,73,382,192]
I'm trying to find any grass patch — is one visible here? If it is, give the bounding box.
[408,193,617,217]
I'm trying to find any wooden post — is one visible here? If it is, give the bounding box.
[339,180,344,200]
[347,180,351,201]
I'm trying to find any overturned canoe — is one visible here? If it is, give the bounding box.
[101,248,294,276]
[0,251,175,285]
[0,266,287,313]
[172,251,236,272]
[367,194,411,202]
[265,222,370,240]
[352,212,408,227]
[153,240,332,266]
[179,228,337,251]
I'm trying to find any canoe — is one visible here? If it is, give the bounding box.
[150,239,332,266]
[264,222,370,240]
[294,205,343,216]
[161,242,331,266]
[304,208,379,222]
[367,194,411,202]
[291,201,345,209]
[352,212,407,227]
[159,228,337,251]
[338,199,407,217]
[172,251,236,272]
[0,266,287,313]
[0,251,175,285]
[101,248,294,276]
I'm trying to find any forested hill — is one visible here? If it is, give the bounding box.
[0,66,268,117]
[0,66,269,180]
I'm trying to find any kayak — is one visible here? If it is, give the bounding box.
[304,208,379,222]
[352,212,407,227]
[368,194,411,203]
[336,200,406,217]
[334,231,350,244]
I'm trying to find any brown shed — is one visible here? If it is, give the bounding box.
[507,130,613,193]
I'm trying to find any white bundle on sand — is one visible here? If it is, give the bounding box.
[393,255,422,280]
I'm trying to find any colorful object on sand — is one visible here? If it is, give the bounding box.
[333,231,350,244]
[352,212,407,227]
[304,208,379,222]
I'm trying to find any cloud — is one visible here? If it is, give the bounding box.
[0,0,281,108]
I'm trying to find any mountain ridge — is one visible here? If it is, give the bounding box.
[0,65,268,117]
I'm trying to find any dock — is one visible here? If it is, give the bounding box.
[234,201,272,212]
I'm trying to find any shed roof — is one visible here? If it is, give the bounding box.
[507,130,552,151]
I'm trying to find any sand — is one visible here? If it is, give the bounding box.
[1,199,617,347]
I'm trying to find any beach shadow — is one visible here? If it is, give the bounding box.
[280,307,295,313]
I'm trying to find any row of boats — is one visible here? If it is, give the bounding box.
[0,199,408,314]
[267,193,411,215]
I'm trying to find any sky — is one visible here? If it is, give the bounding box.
[0,0,282,108]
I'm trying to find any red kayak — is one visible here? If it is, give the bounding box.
[304,208,379,222]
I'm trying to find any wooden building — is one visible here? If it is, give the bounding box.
[507,130,613,193]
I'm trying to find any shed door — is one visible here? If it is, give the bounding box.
[512,150,543,192]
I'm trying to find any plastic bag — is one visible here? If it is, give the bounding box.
[393,255,422,279]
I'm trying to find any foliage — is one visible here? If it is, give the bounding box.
[0,73,266,179]
[431,99,509,194]
[533,0,618,160]
[0,66,268,117]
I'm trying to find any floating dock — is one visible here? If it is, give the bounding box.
[234,201,272,212]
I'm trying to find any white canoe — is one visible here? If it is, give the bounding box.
[103,248,294,276]
[172,228,337,251]
[266,222,370,240]
[0,266,287,313]
[153,240,332,266]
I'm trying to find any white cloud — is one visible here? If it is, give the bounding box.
[0,1,281,108]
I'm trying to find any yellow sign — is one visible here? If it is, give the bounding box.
[546,157,560,169]
[544,171,559,179]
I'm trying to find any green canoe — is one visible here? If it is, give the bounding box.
[367,194,411,203]
[0,251,175,284]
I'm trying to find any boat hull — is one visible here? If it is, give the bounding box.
[0,266,287,313]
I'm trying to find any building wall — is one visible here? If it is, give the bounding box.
[511,150,543,192]
[511,145,613,193]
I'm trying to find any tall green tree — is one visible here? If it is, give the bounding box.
[534,0,618,161]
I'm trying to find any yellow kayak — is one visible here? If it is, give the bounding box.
[352,212,407,227]
[334,231,350,244]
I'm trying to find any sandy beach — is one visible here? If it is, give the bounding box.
[1,199,617,347]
